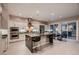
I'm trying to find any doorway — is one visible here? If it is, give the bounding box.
[61,22,76,40]
[68,22,76,40]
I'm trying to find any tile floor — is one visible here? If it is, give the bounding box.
[2,39,79,55]
[2,40,32,55]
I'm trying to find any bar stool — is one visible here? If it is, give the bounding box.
[25,35,29,46]
[32,36,41,52]
[48,34,53,45]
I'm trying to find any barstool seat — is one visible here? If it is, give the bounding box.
[32,36,41,52]
[47,34,53,44]
[32,36,41,42]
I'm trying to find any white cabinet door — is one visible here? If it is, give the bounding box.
[0,30,8,54]
[0,15,1,28]
[1,37,7,53]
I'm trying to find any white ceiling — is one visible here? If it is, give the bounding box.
[5,3,79,21]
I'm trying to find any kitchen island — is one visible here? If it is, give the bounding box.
[25,32,54,53]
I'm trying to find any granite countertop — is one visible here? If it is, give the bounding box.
[40,32,53,36]
[25,33,40,37]
[25,32,53,37]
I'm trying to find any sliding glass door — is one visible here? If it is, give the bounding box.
[50,21,76,40]
[61,22,76,40]
[61,24,68,38]
[68,22,76,40]
[50,24,58,33]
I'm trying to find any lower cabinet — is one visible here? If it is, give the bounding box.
[0,31,8,54]
[0,31,2,54]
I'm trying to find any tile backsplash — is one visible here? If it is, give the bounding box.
[0,29,8,35]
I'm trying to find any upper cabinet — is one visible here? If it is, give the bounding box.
[0,4,2,14]
[0,15,1,28]
[0,4,2,28]
[1,4,9,29]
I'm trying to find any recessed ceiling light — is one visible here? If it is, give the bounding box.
[18,13,22,16]
[50,13,55,16]
[36,10,39,14]
[36,10,40,16]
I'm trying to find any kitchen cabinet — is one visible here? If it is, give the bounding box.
[0,15,1,28]
[0,31,2,54]
[0,4,9,54]
[0,29,8,54]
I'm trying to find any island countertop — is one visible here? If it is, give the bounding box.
[25,32,54,53]
[25,33,40,37]
[25,32,53,37]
